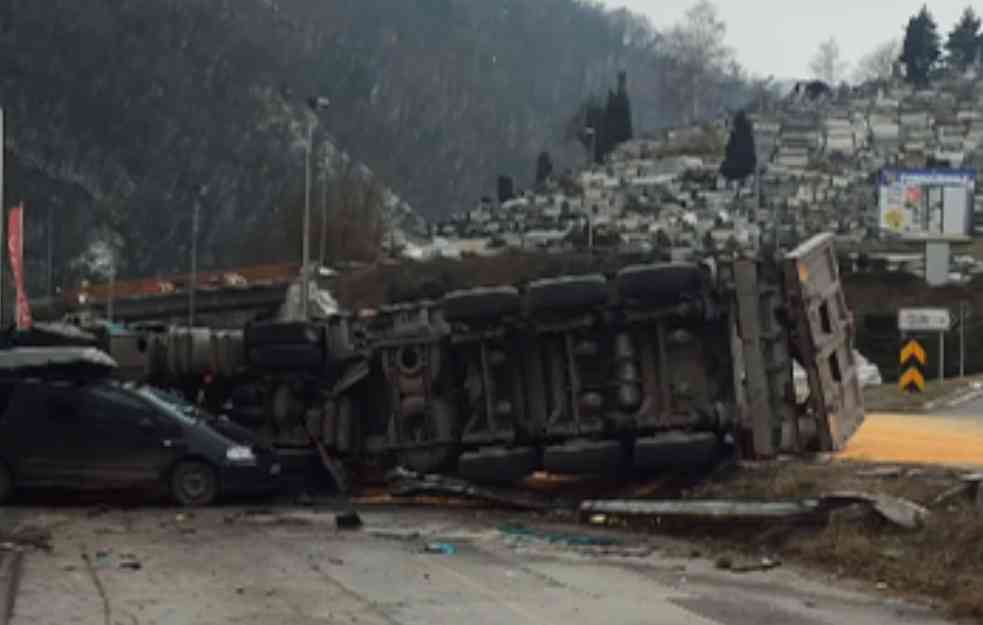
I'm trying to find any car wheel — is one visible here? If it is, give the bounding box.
[0,463,13,504]
[171,461,218,507]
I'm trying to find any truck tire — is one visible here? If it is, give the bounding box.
[543,440,622,475]
[245,322,325,348]
[247,344,325,370]
[525,275,609,316]
[458,447,539,484]
[616,263,705,306]
[443,287,521,322]
[396,397,459,474]
[633,431,719,472]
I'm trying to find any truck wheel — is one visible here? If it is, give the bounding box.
[633,432,720,472]
[458,447,539,484]
[526,275,608,316]
[0,462,13,504]
[171,461,218,507]
[397,398,459,474]
[616,264,705,306]
[443,287,521,322]
[543,440,623,475]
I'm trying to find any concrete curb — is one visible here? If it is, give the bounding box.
[921,384,983,412]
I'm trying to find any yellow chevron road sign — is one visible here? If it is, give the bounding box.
[900,340,927,367]
[899,338,926,393]
[899,367,925,393]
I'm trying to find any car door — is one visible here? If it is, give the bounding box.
[7,382,91,488]
[72,385,182,489]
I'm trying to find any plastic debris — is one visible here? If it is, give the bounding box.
[424,542,457,555]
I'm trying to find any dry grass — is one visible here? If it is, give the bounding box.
[674,459,983,621]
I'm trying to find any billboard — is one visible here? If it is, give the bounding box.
[878,168,975,240]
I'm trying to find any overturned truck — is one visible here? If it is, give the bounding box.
[134,233,863,483]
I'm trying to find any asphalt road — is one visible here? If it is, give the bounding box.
[9,504,955,625]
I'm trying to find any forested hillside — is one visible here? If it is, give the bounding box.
[0,0,752,290]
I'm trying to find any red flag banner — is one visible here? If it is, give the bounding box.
[8,204,31,329]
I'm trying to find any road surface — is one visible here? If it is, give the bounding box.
[9,504,954,625]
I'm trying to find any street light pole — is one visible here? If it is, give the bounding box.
[302,118,314,320]
[301,96,330,321]
[189,191,200,327]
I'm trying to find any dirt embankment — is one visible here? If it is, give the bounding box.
[631,460,983,622]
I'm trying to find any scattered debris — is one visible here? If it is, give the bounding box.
[387,468,571,512]
[335,509,363,530]
[820,492,930,530]
[423,542,457,555]
[929,482,973,509]
[498,523,621,547]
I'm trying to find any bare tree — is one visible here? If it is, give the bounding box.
[662,1,735,122]
[853,39,901,83]
[809,37,849,84]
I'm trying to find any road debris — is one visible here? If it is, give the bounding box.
[386,467,572,511]
[498,523,621,547]
[821,492,930,530]
[335,510,363,530]
[423,542,457,555]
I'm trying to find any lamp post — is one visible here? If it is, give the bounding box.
[189,185,206,327]
[301,96,330,320]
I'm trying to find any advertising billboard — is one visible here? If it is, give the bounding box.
[878,168,975,240]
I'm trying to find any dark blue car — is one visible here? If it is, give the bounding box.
[0,349,282,506]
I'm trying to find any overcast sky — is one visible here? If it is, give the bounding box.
[604,1,970,80]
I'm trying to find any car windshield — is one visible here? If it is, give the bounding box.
[134,385,209,425]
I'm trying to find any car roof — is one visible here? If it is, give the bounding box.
[0,347,117,382]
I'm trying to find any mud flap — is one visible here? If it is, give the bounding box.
[783,233,865,452]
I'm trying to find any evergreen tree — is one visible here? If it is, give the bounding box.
[602,89,618,159]
[496,175,515,204]
[945,6,981,71]
[584,100,606,164]
[901,5,942,84]
[601,72,634,158]
[720,110,757,184]
[535,151,554,186]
